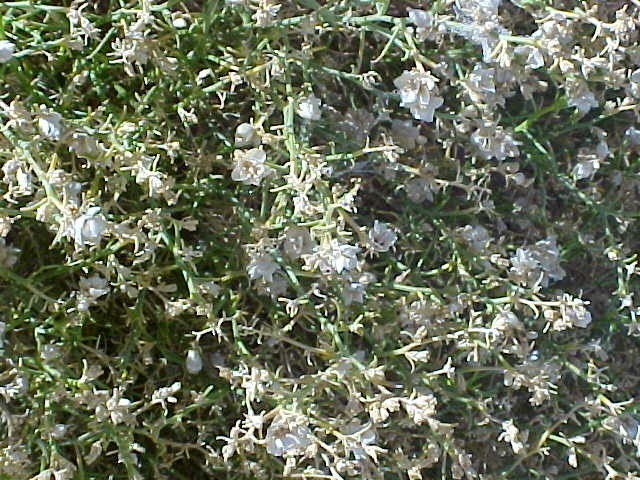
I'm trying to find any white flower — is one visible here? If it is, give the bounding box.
[103,389,134,425]
[498,420,527,454]
[231,148,272,186]
[151,382,181,409]
[602,415,639,442]
[6,99,33,132]
[338,108,376,145]
[303,238,360,275]
[407,8,435,41]
[393,70,444,122]
[63,181,83,206]
[166,299,191,317]
[296,94,322,121]
[171,12,189,29]
[405,177,434,203]
[343,278,365,306]
[196,280,221,297]
[455,0,501,20]
[186,349,203,374]
[265,411,313,457]
[514,45,545,69]
[37,107,63,140]
[573,159,600,181]
[234,122,261,147]
[408,9,432,29]
[402,394,437,425]
[560,295,592,329]
[246,252,279,283]
[368,220,397,252]
[132,159,175,200]
[465,66,505,107]
[490,309,524,341]
[467,67,496,94]
[72,207,107,247]
[40,344,62,362]
[625,127,640,145]
[0,40,15,63]
[566,78,598,115]
[252,2,281,27]
[509,238,565,290]
[470,121,519,161]
[447,2,507,63]
[77,274,110,311]
[341,421,379,461]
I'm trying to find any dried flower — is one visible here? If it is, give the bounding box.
[394,70,444,122]
[470,121,519,161]
[37,107,63,140]
[368,220,397,253]
[498,420,527,454]
[402,394,437,425]
[560,295,592,329]
[265,411,314,457]
[77,275,110,311]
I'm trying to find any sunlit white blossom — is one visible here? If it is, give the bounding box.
[234,122,261,147]
[560,295,592,329]
[37,107,63,140]
[303,238,360,275]
[509,237,565,289]
[72,207,107,247]
[394,70,444,122]
[498,420,527,454]
[231,148,272,186]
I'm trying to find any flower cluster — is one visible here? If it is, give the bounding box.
[0,1,639,479]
